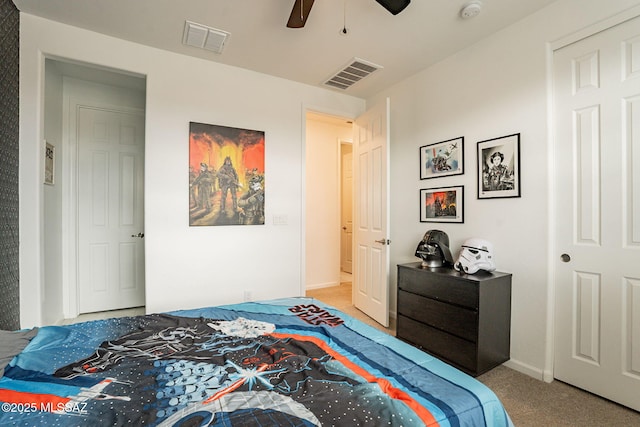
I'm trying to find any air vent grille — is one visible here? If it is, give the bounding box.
[183,21,230,54]
[324,58,383,90]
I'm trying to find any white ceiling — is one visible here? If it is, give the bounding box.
[13,0,559,99]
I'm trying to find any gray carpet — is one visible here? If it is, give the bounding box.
[478,365,640,426]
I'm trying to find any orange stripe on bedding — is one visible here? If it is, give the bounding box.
[0,389,70,410]
[269,332,439,426]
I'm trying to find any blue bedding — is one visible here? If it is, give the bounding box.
[0,298,513,426]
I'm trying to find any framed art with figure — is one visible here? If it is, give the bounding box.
[477,133,520,199]
[189,122,265,226]
[419,136,464,180]
[420,185,464,223]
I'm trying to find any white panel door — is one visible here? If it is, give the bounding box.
[341,144,353,274]
[353,98,390,327]
[553,15,640,411]
[78,106,145,313]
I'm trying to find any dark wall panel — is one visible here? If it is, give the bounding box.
[0,0,20,330]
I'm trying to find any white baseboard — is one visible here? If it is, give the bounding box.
[502,359,546,381]
[306,281,340,290]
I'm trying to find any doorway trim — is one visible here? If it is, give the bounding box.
[544,3,640,383]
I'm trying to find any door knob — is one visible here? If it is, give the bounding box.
[560,253,570,262]
[342,226,347,230]
[375,239,390,245]
[131,232,144,238]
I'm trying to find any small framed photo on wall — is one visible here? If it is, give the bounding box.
[419,136,464,180]
[44,141,55,185]
[420,185,464,223]
[477,133,521,199]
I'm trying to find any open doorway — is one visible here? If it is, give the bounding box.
[304,111,353,307]
[44,58,146,322]
[305,104,393,332]
[305,99,392,329]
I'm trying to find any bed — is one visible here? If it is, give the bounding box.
[0,298,513,426]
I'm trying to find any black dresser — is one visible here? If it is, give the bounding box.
[396,262,512,376]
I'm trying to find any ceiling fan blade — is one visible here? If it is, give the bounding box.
[287,0,315,28]
[375,0,410,15]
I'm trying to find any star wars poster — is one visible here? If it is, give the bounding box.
[477,133,521,199]
[419,136,464,180]
[189,122,265,226]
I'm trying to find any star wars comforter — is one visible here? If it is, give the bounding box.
[0,298,513,426]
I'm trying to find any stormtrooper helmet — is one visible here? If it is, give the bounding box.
[454,238,496,274]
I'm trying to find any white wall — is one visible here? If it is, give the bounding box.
[305,114,353,289]
[369,0,640,379]
[19,14,365,327]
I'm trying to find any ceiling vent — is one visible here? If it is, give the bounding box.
[323,58,383,90]
[183,21,230,54]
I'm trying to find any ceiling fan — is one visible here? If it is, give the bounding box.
[287,0,411,28]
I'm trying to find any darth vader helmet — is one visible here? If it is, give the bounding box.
[454,238,496,274]
[415,230,454,268]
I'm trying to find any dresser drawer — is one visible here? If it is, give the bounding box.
[397,263,512,376]
[397,290,478,342]
[397,265,478,309]
[397,315,476,373]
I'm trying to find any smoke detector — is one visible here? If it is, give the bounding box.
[460,1,482,19]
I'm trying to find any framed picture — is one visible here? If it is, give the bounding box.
[420,185,464,223]
[477,133,521,199]
[419,136,464,179]
[44,141,55,185]
[189,122,265,226]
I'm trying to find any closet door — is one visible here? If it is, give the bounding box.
[553,14,640,411]
[78,106,146,314]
